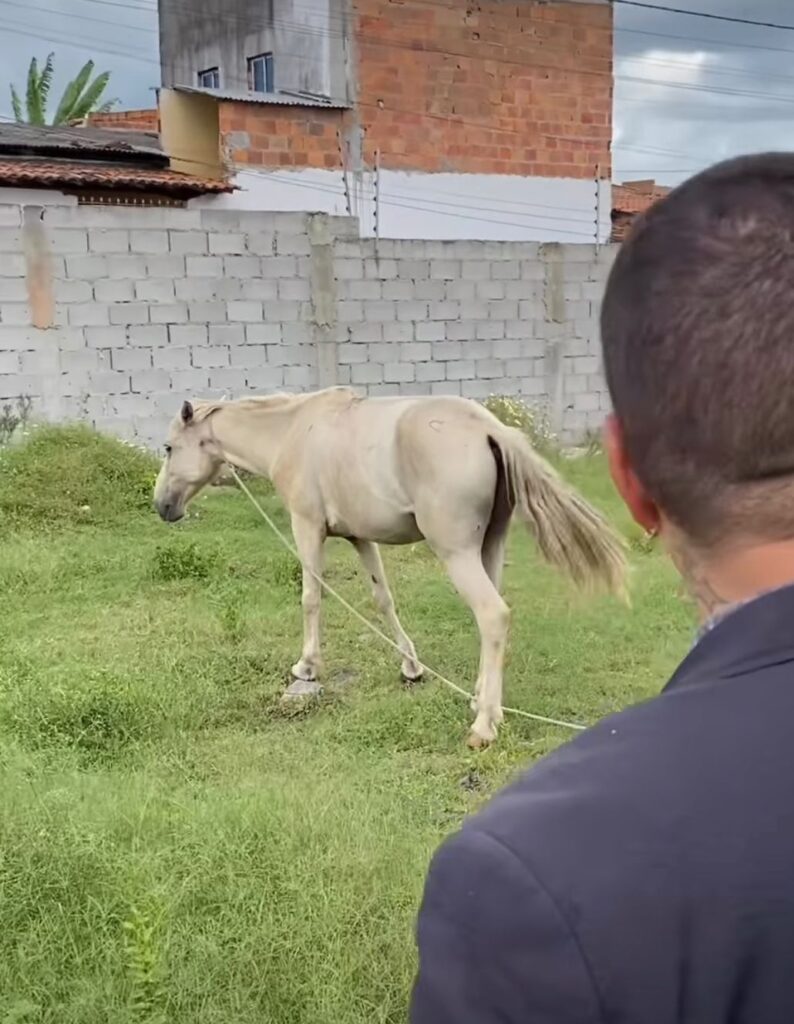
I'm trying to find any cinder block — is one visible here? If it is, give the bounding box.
[519,300,545,320]
[338,342,368,366]
[431,381,462,396]
[460,261,490,281]
[337,300,363,323]
[136,279,176,303]
[464,341,494,360]
[475,322,505,340]
[224,256,261,278]
[399,342,432,362]
[381,281,414,300]
[246,324,282,344]
[153,347,191,371]
[384,361,415,383]
[88,229,129,254]
[109,304,149,326]
[445,280,477,301]
[0,278,27,301]
[189,301,227,323]
[475,281,506,301]
[416,361,445,382]
[229,344,268,368]
[208,367,247,391]
[264,301,300,322]
[150,303,189,324]
[191,346,229,369]
[169,324,208,346]
[564,374,588,395]
[111,348,152,371]
[128,325,168,347]
[360,259,395,282]
[368,383,401,397]
[0,351,19,374]
[89,369,130,394]
[276,233,311,256]
[169,231,209,255]
[66,255,108,279]
[445,322,476,342]
[381,321,413,343]
[504,358,534,377]
[226,300,263,322]
[433,340,463,360]
[573,355,600,375]
[50,230,89,255]
[397,260,430,281]
[246,232,276,256]
[169,369,211,393]
[20,348,59,375]
[185,256,224,278]
[131,230,169,254]
[488,300,519,320]
[239,279,278,301]
[94,279,134,303]
[284,365,315,388]
[352,362,383,385]
[446,360,475,380]
[461,380,497,399]
[344,279,381,301]
[413,322,444,342]
[261,256,298,278]
[84,326,126,349]
[210,324,245,346]
[209,233,247,255]
[395,301,428,323]
[475,359,505,380]
[281,323,312,344]
[429,260,460,281]
[492,263,520,280]
[0,206,21,227]
[68,303,110,327]
[246,366,286,390]
[106,255,146,280]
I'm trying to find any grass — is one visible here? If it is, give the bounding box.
[0,426,693,1023]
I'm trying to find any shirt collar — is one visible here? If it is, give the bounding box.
[669,581,794,693]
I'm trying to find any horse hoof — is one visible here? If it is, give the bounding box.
[467,731,491,751]
[283,678,324,699]
[402,670,424,688]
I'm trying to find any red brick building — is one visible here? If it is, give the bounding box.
[156,0,614,240]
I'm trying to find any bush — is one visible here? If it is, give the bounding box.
[0,424,159,530]
[482,395,557,453]
[150,539,219,583]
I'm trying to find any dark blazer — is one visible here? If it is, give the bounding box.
[411,585,794,1024]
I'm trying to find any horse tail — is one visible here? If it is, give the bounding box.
[490,427,628,599]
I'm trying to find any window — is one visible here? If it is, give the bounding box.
[248,53,274,94]
[197,67,220,89]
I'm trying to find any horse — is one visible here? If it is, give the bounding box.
[153,387,627,748]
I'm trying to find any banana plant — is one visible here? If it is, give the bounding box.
[10,53,117,126]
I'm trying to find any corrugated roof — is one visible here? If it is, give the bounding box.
[174,85,350,109]
[0,159,232,196]
[0,122,162,158]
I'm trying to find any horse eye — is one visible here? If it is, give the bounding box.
[164,444,172,455]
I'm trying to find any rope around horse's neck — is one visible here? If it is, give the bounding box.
[226,464,586,733]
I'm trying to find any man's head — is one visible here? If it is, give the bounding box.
[602,153,794,552]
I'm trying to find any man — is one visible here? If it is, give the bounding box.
[410,153,794,1023]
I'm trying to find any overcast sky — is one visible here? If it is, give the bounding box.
[0,0,791,186]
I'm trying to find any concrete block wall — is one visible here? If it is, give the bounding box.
[0,202,615,448]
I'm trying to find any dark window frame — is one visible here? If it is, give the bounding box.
[247,52,274,94]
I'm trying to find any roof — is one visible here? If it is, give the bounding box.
[0,158,232,196]
[0,122,162,159]
[174,85,350,109]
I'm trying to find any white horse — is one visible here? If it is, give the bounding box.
[153,387,626,747]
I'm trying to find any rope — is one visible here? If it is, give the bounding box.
[227,464,586,733]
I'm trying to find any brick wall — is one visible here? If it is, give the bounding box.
[0,203,614,447]
[219,101,345,170]
[356,0,612,177]
[205,1,611,179]
[87,109,160,132]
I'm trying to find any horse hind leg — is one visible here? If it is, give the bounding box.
[350,539,423,683]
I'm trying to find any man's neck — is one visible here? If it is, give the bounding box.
[673,539,794,625]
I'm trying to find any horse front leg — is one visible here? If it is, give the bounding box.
[284,514,326,698]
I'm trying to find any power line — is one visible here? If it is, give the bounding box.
[617,24,794,57]
[612,0,794,32]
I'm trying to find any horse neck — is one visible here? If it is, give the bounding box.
[210,397,302,477]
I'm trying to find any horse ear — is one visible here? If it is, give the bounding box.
[181,400,194,424]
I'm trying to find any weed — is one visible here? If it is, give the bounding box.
[482,394,557,453]
[151,540,219,583]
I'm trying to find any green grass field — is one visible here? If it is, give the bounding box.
[0,425,693,1023]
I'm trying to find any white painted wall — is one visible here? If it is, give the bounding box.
[193,169,612,243]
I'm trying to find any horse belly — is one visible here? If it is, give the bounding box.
[326,506,422,544]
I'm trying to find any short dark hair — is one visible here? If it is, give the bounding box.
[601,153,794,548]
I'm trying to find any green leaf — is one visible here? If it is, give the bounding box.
[66,71,112,124]
[25,56,46,126]
[10,84,23,123]
[52,59,95,124]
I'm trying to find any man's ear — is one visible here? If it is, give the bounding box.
[604,414,661,535]
[181,400,194,424]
